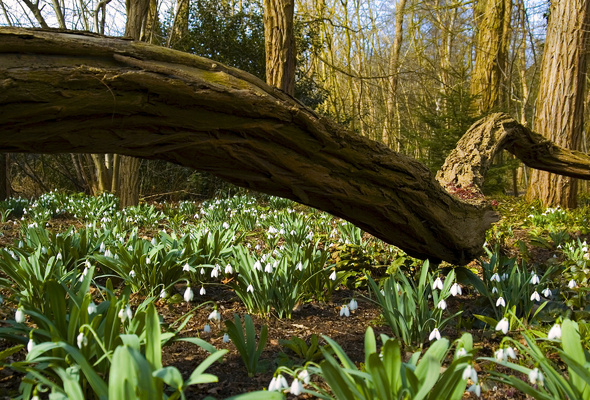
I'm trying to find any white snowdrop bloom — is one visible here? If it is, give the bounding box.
[146,257,151,265]
[433,277,444,290]
[27,338,35,353]
[548,324,561,340]
[253,261,262,271]
[568,279,578,289]
[277,374,289,390]
[247,284,254,293]
[56,252,62,261]
[104,249,112,258]
[466,384,481,397]
[208,310,221,321]
[15,307,25,323]
[184,286,194,302]
[159,289,168,299]
[222,222,230,229]
[200,267,206,275]
[542,287,552,297]
[501,273,509,281]
[296,262,303,271]
[268,226,278,235]
[530,274,540,285]
[211,266,219,278]
[268,377,279,391]
[450,283,462,296]
[118,305,133,322]
[496,297,506,307]
[491,273,500,282]
[87,302,97,314]
[340,305,350,317]
[530,291,540,302]
[183,263,190,272]
[492,287,498,294]
[429,328,441,341]
[298,370,311,385]
[223,333,230,343]
[200,286,206,295]
[306,231,314,241]
[529,367,544,386]
[349,299,358,311]
[462,365,478,383]
[505,346,517,360]
[203,324,211,333]
[456,347,467,358]
[151,238,157,246]
[129,270,136,278]
[329,270,337,280]
[255,244,261,250]
[494,348,505,361]
[290,378,303,396]
[225,263,233,274]
[77,332,88,349]
[437,299,447,310]
[496,318,509,335]
[264,263,273,273]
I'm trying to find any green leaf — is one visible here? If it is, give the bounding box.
[153,366,184,389]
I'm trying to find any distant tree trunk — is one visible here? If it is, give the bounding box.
[526,0,590,208]
[470,0,512,113]
[0,154,10,200]
[381,0,407,148]
[264,0,295,95]
[167,0,190,48]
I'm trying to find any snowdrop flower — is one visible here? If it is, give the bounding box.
[99,242,105,253]
[290,378,303,396]
[151,238,157,246]
[268,377,279,391]
[501,273,509,281]
[466,383,481,397]
[568,279,578,289]
[159,289,168,299]
[542,287,552,297]
[224,263,233,274]
[450,283,462,296]
[530,273,540,285]
[27,338,35,353]
[547,323,561,340]
[529,367,544,386]
[437,299,447,310]
[296,262,303,271]
[145,257,151,265]
[247,284,254,293]
[77,332,87,348]
[298,370,310,385]
[462,365,478,383]
[455,347,467,358]
[104,249,112,258]
[222,222,230,229]
[118,304,133,322]
[203,324,211,333]
[505,346,517,360]
[329,270,337,280]
[184,286,194,302]
[492,286,498,294]
[200,267,206,275]
[87,301,97,314]
[494,348,505,361]
[269,374,289,391]
[530,291,540,302]
[211,266,220,278]
[129,270,136,278]
[253,260,262,271]
[208,309,221,321]
[340,305,350,317]
[429,328,441,341]
[56,252,62,261]
[491,273,500,282]
[15,306,25,323]
[199,286,206,295]
[264,263,273,273]
[223,333,230,343]
[433,277,444,290]
[496,318,509,335]
[183,263,190,272]
[349,298,358,311]
[496,297,506,307]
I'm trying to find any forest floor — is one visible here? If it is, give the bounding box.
[0,213,542,400]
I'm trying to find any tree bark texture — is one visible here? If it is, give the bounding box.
[525,0,590,208]
[1,29,590,264]
[264,0,296,95]
[470,0,512,113]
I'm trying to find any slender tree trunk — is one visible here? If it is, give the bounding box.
[526,0,590,208]
[470,0,512,114]
[264,0,296,95]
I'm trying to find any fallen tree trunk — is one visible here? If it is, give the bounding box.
[0,28,588,264]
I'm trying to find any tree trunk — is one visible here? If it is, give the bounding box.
[525,0,590,208]
[470,0,512,114]
[1,28,590,264]
[264,0,296,95]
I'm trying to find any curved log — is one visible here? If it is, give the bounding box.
[437,113,590,193]
[0,27,500,264]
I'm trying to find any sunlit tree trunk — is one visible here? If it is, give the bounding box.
[264,0,295,95]
[470,0,512,114]
[526,0,590,208]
